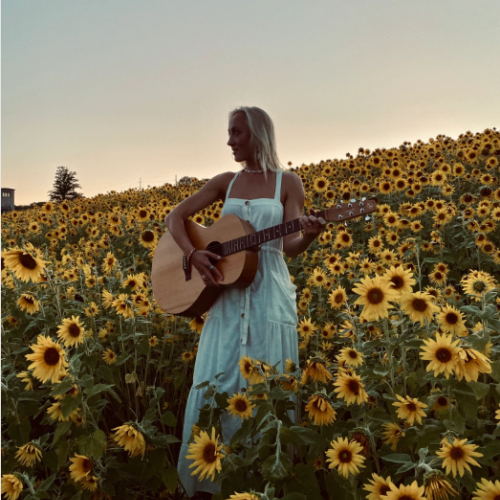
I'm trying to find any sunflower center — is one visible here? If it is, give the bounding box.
[399,496,413,500]
[449,446,464,460]
[24,296,34,304]
[367,288,384,305]
[472,281,486,293]
[379,485,391,495]
[412,298,428,312]
[347,379,360,395]
[142,231,155,242]
[203,443,217,464]
[235,399,248,412]
[339,450,352,463]
[437,396,448,406]
[390,276,404,289]
[436,348,452,362]
[348,351,358,359]
[445,313,458,325]
[20,253,37,270]
[406,402,417,412]
[69,324,81,337]
[43,347,60,366]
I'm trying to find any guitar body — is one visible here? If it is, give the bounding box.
[151,214,259,317]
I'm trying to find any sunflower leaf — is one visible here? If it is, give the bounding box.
[60,391,82,418]
[381,453,413,464]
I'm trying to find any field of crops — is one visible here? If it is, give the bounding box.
[1,128,500,500]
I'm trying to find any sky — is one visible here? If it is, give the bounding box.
[2,0,500,206]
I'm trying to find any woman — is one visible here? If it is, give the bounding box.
[165,106,325,499]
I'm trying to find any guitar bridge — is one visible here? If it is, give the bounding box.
[182,255,192,281]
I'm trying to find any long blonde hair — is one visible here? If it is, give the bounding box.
[228,106,285,181]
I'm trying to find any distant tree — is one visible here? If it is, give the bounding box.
[48,166,82,202]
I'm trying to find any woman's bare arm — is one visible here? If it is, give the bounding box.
[282,172,325,259]
[164,172,233,286]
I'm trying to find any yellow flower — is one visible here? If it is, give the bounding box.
[393,395,427,426]
[17,294,40,314]
[472,477,500,500]
[454,347,492,382]
[112,424,146,458]
[297,317,318,339]
[328,286,348,310]
[69,453,93,482]
[363,473,393,500]
[333,373,368,406]
[102,348,117,365]
[325,437,365,478]
[3,248,47,283]
[25,335,68,384]
[400,291,439,325]
[383,480,426,500]
[57,316,86,348]
[1,474,23,500]
[305,394,336,426]
[419,333,459,379]
[226,392,256,420]
[424,470,458,500]
[14,443,42,467]
[436,305,468,337]
[352,275,399,322]
[436,437,482,478]
[382,423,405,451]
[338,347,364,368]
[382,266,416,299]
[185,427,224,482]
[301,359,333,385]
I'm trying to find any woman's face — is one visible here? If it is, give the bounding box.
[227,112,253,163]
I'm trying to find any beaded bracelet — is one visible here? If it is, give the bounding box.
[186,247,198,262]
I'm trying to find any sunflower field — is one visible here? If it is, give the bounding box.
[2,128,500,500]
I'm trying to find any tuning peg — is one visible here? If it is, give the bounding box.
[362,197,366,201]
[350,198,356,203]
[365,216,371,221]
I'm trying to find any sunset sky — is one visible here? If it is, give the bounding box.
[2,0,500,206]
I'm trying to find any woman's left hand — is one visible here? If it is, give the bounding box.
[299,207,326,239]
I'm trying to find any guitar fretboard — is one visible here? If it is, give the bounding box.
[221,210,327,256]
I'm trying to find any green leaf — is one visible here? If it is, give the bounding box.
[49,378,75,397]
[489,361,500,382]
[51,421,72,449]
[160,411,177,427]
[282,494,307,500]
[55,440,70,470]
[174,372,185,389]
[454,382,478,419]
[288,426,323,446]
[161,467,178,493]
[78,430,106,459]
[61,392,83,418]
[468,381,490,400]
[86,383,114,398]
[381,453,413,464]
[396,462,416,474]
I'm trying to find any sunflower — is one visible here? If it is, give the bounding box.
[400,291,439,325]
[393,395,427,426]
[437,437,482,478]
[382,266,416,299]
[112,294,134,319]
[139,230,158,249]
[57,316,86,348]
[15,443,42,467]
[16,371,33,391]
[102,252,117,274]
[305,394,336,426]
[102,348,117,365]
[68,453,93,484]
[297,317,318,339]
[383,481,426,500]
[188,316,205,334]
[338,347,364,368]
[3,248,47,283]
[352,275,399,322]
[226,392,256,420]
[472,477,500,500]
[454,347,492,382]
[112,424,146,458]
[333,373,368,405]
[308,267,328,288]
[313,176,329,192]
[382,423,405,451]
[335,231,353,248]
[420,333,459,379]
[368,236,384,253]
[0,475,23,500]
[328,286,348,310]
[325,437,366,478]
[227,492,260,500]
[17,294,40,314]
[25,335,68,384]
[364,473,393,500]
[239,355,254,380]
[424,470,458,500]
[301,359,333,384]
[436,305,467,337]
[185,427,224,482]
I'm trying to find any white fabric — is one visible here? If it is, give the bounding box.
[177,170,299,497]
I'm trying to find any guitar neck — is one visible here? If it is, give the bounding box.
[221,210,328,257]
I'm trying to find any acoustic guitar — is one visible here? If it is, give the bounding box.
[151,199,377,317]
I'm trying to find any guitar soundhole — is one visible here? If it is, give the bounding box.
[206,241,222,265]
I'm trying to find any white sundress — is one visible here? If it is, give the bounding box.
[177,169,300,497]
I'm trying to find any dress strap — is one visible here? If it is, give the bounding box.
[274,170,283,202]
[225,171,240,199]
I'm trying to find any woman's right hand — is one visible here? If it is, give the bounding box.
[191,250,224,287]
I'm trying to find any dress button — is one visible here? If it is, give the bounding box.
[245,200,250,205]
[241,313,244,318]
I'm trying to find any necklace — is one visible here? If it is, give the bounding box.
[243,168,264,174]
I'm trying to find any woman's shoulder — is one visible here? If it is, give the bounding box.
[282,170,303,189]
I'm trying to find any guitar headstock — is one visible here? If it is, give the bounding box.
[322,198,377,222]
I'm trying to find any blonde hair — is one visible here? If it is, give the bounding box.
[228,106,285,181]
